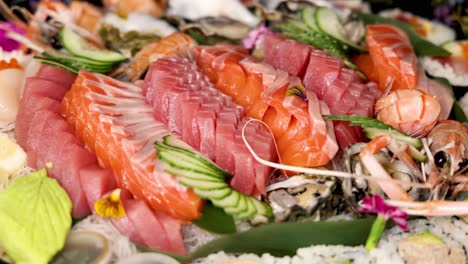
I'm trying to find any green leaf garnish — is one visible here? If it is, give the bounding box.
[357,13,451,57]
[193,203,237,234]
[0,169,72,264]
[323,115,424,151]
[138,218,374,262]
[324,115,398,130]
[452,100,468,126]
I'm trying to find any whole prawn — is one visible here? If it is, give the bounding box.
[360,120,468,216]
[110,32,196,82]
[375,89,441,138]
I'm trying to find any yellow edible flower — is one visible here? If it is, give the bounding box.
[94,188,125,218]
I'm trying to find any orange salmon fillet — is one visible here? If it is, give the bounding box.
[193,46,338,168]
[61,71,203,221]
[366,24,418,91]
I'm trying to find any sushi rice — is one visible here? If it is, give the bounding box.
[193,217,468,264]
[5,125,468,264]
[421,57,468,87]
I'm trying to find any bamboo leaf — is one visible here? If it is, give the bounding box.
[193,203,237,234]
[139,218,374,262]
[357,13,451,57]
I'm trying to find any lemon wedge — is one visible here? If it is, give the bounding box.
[0,133,26,188]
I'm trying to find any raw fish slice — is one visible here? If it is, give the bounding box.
[366,24,418,90]
[22,77,69,101]
[263,33,312,77]
[145,56,275,195]
[15,97,61,147]
[62,70,203,221]
[79,164,117,210]
[36,64,77,88]
[194,46,338,168]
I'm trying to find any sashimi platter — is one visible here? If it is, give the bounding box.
[0,0,468,263]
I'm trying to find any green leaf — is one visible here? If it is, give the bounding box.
[0,169,72,264]
[323,115,396,130]
[139,218,374,262]
[323,115,424,150]
[357,13,451,57]
[193,203,237,234]
[453,100,468,125]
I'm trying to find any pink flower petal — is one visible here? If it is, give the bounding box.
[358,195,409,232]
[242,23,272,50]
[0,22,25,52]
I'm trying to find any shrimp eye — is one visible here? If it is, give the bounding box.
[459,158,468,169]
[434,151,448,168]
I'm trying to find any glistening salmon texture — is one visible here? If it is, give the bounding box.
[262,33,382,149]
[193,45,339,168]
[144,56,277,196]
[61,70,203,221]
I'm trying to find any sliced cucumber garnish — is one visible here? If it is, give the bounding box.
[237,198,258,220]
[154,135,272,220]
[178,177,229,190]
[195,188,232,200]
[364,127,423,149]
[314,7,363,51]
[301,6,318,31]
[60,26,127,63]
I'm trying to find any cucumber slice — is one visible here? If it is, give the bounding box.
[60,26,127,63]
[156,145,225,178]
[212,191,241,208]
[363,127,423,149]
[157,138,229,177]
[237,198,258,220]
[224,194,248,215]
[301,6,318,31]
[33,57,78,74]
[165,167,223,183]
[251,198,273,218]
[43,52,117,67]
[154,136,273,220]
[314,7,363,51]
[195,188,232,200]
[178,177,229,190]
[162,136,228,176]
[408,145,427,162]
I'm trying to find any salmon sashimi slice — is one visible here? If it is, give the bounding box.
[194,46,339,168]
[366,24,418,91]
[111,32,197,82]
[145,56,276,195]
[61,70,203,221]
[261,35,381,149]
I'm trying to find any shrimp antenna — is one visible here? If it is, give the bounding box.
[0,1,27,29]
[241,119,429,189]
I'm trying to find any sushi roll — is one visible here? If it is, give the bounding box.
[422,41,468,86]
[379,8,456,45]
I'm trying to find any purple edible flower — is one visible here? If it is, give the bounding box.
[0,22,25,52]
[358,195,409,251]
[242,23,272,50]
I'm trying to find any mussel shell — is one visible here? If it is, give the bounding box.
[266,174,336,221]
[179,16,251,40]
[50,231,112,264]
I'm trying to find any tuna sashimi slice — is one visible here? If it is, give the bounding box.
[79,164,117,210]
[263,33,312,77]
[145,56,275,195]
[303,49,343,98]
[36,65,77,88]
[62,70,203,221]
